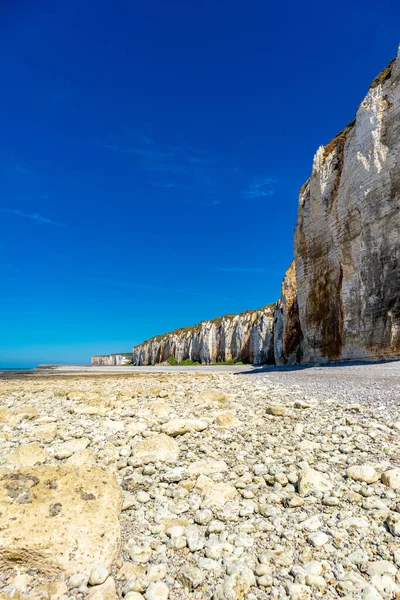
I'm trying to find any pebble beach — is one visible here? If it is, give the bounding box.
[0,362,399,599]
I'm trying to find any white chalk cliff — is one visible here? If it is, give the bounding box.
[294,48,400,362]
[94,48,400,367]
[132,305,275,366]
[91,354,132,366]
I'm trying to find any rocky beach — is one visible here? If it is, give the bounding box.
[1,12,399,600]
[0,364,399,599]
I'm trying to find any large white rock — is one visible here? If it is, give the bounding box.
[35,422,57,442]
[126,422,147,437]
[346,465,378,484]
[66,448,96,466]
[54,438,90,460]
[387,513,400,536]
[130,434,179,465]
[381,468,400,489]
[187,460,228,476]
[6,443,49,467]
[213,412,241,427]
[298,467,332,496]
[145,581,169,600]
[86,576,116,600]
[0,465,122,574]
[202,482,239,508]
[160,419,208,437]
[214,564,255,600]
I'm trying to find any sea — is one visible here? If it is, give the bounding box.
[0,366,35,373]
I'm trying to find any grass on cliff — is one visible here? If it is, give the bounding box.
[166,357,200,366]
[210,359,244,366]
[322,119,355,163]
[370,58,395,89]
[320,57,395,166]
[165,356,244,366]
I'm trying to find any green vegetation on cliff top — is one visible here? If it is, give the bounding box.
[369,58,395,89]
[322,119,356,163]
[166,357,201,366]
[165,357,244,367]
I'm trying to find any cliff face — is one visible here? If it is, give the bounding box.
[91,354,132,366]
[93,49,400,368]
[132,305,275,366]
[294,48,400,363]
[273,260,301,365]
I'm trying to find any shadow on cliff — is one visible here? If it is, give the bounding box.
[236,358,400,375]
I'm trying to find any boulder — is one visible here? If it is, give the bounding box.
[35,422,57,442]
[381,468,400,490]
[387,513,400,536]
[202,482,239,508]
[0,465,122,574]
[86,577,116,600]
[161,419,208,436]
[130,434,179,465]
[6,443,49,467]
[346,465,378,484]
[187,460,228,476]
[266,404,287,416]
[66,448,96,466]
[298,467,331,496]
[213,412,241,427]
[15,406,39,420]
[54,438,90,460]
[201,390,230,404]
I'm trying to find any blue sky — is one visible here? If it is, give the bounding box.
[1,0,399,367]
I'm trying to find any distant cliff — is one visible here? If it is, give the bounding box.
[91,353,132,366]
[94,48,400,367]
[132,305,275,366]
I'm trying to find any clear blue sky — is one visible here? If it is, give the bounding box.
[0,1,398,367]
